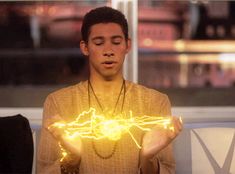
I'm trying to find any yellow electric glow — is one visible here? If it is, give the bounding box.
[48,108,174,162]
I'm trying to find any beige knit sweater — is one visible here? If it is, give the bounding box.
[37,81,175,174]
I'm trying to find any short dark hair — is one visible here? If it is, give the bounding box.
[81,6,129,42]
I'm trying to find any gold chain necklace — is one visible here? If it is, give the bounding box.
[88,79,126,159]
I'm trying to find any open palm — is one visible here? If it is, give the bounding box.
[141,117,182,159]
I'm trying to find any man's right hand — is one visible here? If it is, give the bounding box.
[47,121,82,164]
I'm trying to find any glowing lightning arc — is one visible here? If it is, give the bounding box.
[48,108,174,162]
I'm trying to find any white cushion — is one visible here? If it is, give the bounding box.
[191,128,235,174]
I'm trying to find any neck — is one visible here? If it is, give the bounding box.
[89,75,124,95]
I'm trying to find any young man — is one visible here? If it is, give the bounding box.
[37,6,182,174]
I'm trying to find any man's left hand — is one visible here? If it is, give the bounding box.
[141,116,182,159]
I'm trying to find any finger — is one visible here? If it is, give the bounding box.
[167,117,176,132]
[173,117,182,133]
[168,128,176,139]
[48,125,65,140]
[174,118,182,136]
[61,136,82,156]
[167,117,180,138]
[176,117,183,132]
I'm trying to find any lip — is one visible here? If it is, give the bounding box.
[102,61,117,68]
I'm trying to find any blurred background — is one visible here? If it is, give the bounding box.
[1,0,235,107]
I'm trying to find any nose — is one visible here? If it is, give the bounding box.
[103,52,114,57]
[103,43,114,57]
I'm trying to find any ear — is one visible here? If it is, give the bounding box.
[80,40,89,56]
[125,38,131,54]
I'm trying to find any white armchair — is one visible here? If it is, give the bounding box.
[174,125,235,174]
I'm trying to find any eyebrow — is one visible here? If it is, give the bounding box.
[91,35,124,41]
[91,36,104,41]
[111,35,123,40]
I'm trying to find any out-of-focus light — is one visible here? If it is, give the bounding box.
[219,54,235,70]
[49,7,57,16]
[194,65,203,76]
[143,38,153,47]
[179,54,188,64]
[219,54,235,63]
[36,6,44,16]
[190,0,198,4]
[190,0,209,4]
[175,40,185,52]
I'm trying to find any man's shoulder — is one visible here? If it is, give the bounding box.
[47,81,86,99]
[129,81,167,99]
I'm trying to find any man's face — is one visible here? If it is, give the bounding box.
[81,23,131,80]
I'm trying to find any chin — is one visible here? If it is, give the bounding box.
[100,69,121,81]
[101,73,118,81]
[103,75,116,81]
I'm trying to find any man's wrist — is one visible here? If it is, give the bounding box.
[140,154,159,174]
[61,163,79,174]
[60,154,81,174]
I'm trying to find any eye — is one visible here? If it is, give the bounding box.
[94,42,103,46]
[112,39,122,45]
[112,38,122,45]
[112,41,121,45]
[94,40,104,46]
[92,38,104,46]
